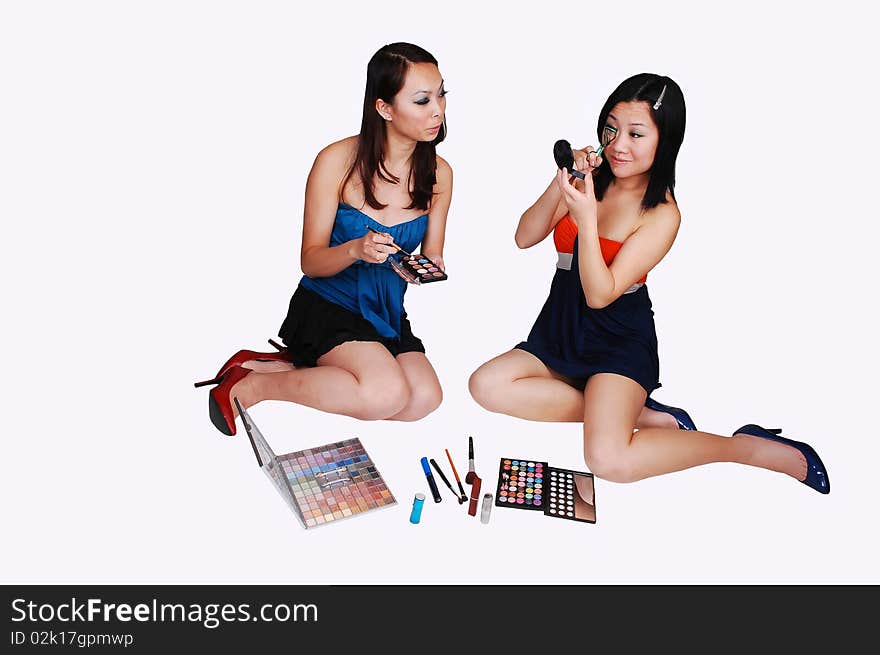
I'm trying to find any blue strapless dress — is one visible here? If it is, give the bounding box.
[298,203,428,339]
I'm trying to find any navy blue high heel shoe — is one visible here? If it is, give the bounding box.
[733,424,830,494]
[645,397,697,431]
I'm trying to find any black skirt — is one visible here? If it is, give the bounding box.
[278,285,425,367]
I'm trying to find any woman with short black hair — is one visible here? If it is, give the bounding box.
[470,73,829,494]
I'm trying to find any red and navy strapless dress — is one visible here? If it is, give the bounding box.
[515,215,661,394]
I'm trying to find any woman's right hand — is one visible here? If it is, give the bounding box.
[572,146,602,172]
[348,231,397,264]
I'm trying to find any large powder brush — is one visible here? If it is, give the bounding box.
[465,435,477,484]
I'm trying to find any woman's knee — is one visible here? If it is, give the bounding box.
[354,373,411,420]
[468,363,507,411]
[396,383,443,422]
[583,433,638,483]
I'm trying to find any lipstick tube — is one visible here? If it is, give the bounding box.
[420,457,442,503]
[468,475,482,516]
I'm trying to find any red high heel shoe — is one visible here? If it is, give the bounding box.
[194,339,291,388]
[206,365,253,436]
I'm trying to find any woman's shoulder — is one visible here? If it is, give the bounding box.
[645,193,681,222]
[307,137,358,200]
[313,136,358,171]
[435,154,452,185]
[436,154,452,174]
[642,193,680,229]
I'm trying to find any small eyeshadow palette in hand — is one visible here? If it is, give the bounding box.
[495,457,596,524]
[390,254,447,284]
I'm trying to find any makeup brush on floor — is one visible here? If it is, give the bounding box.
[465,436,477,484]
[430,459,464,504]
[445,448,468,503]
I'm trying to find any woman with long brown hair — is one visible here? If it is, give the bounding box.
[196,43,451,435]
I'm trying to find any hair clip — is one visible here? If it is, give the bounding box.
[653,84,667,110]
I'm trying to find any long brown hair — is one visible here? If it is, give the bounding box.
[342,43,446,212]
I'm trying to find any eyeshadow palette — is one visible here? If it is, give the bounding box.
[236,401,396,529]
[389,253,448,284]
[495,457,596,524]
[496,458,547,510]
[545,466,596,523]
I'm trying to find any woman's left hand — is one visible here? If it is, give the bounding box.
[556,167,598,228]
[391,263,411,283]
[389,252,446,284]
[423,253,445,272]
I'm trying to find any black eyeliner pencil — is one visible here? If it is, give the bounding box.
[430,459,463,503]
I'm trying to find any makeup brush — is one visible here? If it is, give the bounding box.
[445,448,468,503]
[430,459,464,504]
[465,436,477,484]
[365,225,412,257]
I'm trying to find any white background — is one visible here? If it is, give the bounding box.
[2,1,878,584]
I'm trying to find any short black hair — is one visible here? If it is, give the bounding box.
[593,73,686,211]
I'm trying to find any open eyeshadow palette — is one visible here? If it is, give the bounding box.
[236,400,396,529]
[494,457,596,524]
[389,254,448,284]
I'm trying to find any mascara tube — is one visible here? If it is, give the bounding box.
[420,457,442,503]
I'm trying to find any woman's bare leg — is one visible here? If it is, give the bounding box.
[229,341,411,421]
[240,360,295,373]
[580,373,808,484]
[468,349,676,428]
[387,352,442,422]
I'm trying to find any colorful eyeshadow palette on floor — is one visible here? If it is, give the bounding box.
[495,457,597,524]
[389,254,448,284]
[237,401,397,529]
